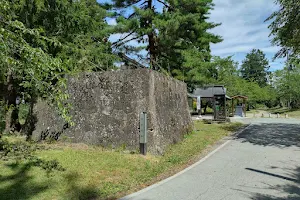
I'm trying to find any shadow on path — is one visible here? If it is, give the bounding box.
[246,166,300,200]
[235,123,300,148]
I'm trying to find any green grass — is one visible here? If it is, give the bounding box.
[247,109,260,114]
[268,107,300,118]
[0,121,244,200]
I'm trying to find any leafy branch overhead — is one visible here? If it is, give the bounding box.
[0,0,116,132]
[266,0,300,58]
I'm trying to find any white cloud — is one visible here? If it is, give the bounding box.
[209,0,283,70]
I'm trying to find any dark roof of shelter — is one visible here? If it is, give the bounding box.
[187,93,199,98]
[192,86,226,98]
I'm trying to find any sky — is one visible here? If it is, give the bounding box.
[209,0,285,71]
[100,0,285,71]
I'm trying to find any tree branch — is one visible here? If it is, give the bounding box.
[111,30,136,46]
[156,0,173,10]
[113,36,143,48]
[123,0,144,8]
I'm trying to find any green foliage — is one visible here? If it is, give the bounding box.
[266,0,300,58]
[265,0,300,108]
[176,49,218,90]
[15,0,116,71]
[110,0,222,77]
[206,56,277,107]
[1,0,71,125]
[192,100,197,111]
[240,49,270,87]
[273,61,300,108]
[18,103,30,125]
[0,0,116,129]
[157,0,222,84]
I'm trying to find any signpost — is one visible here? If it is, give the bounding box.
[139,112,147,155]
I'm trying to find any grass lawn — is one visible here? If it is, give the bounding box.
[268,107,300,118]
[247,109,260,114]
[0,121,243,200]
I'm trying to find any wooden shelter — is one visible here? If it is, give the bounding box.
[231,95,248,117]
[192,85,231,121]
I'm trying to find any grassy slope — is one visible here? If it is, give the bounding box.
[0,121,243,200]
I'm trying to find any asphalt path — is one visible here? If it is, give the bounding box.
[121,118,300,200]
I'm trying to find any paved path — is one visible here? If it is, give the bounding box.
[121,118,300,200]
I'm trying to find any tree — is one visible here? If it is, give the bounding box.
[266,0,300,58]
[204,56,277,108]
[240,49,270,87]
[0,0,114,134]
[156,0,222,79]
[212,56,239,83]
[109,0,222,74]
[0,0,72,133]
[110,0,160,68]
[16,0,115,71]
[273,62,300,108]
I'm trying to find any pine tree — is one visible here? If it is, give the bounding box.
[110,0,222,74]
[157,0,222,79]
[240,49,270,87]
[110,0,160,69]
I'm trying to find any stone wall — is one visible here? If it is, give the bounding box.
[32,69,192,154]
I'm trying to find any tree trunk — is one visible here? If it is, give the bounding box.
[22,97,37,140]
[146,0,157,70]
[149,32,156,69]
[4,70,18,133]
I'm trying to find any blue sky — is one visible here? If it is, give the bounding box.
[209,0,285,71]
[100,0,285,71]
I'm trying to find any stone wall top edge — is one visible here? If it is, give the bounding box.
[67,68,187,87]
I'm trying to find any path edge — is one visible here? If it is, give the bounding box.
[120,123,252,200]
